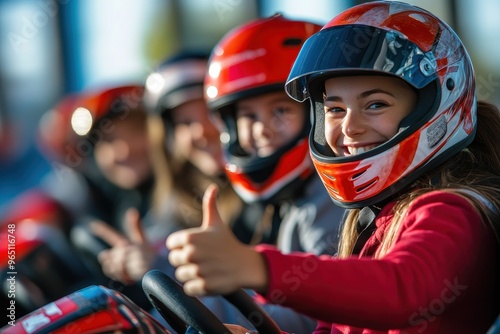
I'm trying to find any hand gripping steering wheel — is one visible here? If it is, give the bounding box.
[142,270,281,334]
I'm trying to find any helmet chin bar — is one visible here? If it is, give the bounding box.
[225,137,313,204]
[217,96,313,203]
[312,114,476,209]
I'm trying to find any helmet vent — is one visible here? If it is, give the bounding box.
[326,185,339,194]
[322,171,336,181]
[356,179,377,193]
[351,171,366,180]
[283,38,303,46]
[446,78,455,91]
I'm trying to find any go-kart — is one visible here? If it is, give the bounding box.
[0,269,281,334]
[1,284,166,334]
[3,269,499,333]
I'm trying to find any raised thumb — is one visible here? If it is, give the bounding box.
[201,183,223,229]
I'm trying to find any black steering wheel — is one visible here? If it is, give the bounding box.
[142,270,281,334]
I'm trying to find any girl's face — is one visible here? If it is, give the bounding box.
[235,91,305,157]
[94,113,152,189]
[323,75,417,157]
[171,98,223,177]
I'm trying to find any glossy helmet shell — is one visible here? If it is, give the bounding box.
[285,1,477,208]
[76,85,145,130]
[65,84,145,143]
[205,14,322,203]
[143,51,209,117]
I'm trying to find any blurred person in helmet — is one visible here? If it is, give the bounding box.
[60,85,154,244]
[40,85,154,235]
[143,51,243,231]
[38,84,155,309]
[3,85,155,315]
[167,2,500,333]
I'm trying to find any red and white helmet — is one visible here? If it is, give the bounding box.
[205,14,322,203]
[285,1,477,208]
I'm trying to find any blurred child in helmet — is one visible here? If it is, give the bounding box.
[61,85,154,257]
[167,2,500,333]
[143,51,243,233]
[25,85,155,310]
[40,85,153,237]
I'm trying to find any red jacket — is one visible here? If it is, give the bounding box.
[256,191,499,333]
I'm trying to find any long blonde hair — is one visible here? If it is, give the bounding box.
[338,101,500,258]
[147,114,242,228]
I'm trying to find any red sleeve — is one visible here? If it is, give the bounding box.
[255,191,493,329]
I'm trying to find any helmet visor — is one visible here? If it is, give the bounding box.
[285,24,438,102]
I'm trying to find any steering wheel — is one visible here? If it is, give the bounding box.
[142,270,281,334]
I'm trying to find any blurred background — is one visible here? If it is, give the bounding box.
[0,0,499,215]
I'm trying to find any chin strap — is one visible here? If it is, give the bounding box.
[352,205,382,255]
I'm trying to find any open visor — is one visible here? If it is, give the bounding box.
[285,24,438,102]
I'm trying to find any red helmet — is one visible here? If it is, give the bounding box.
[73,85,145,136]
[285,1,476,208]
[205,14,322,202]
[38,85,144,167]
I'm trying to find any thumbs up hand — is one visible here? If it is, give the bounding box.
[167,184,268,296]
[91,208,155,285]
